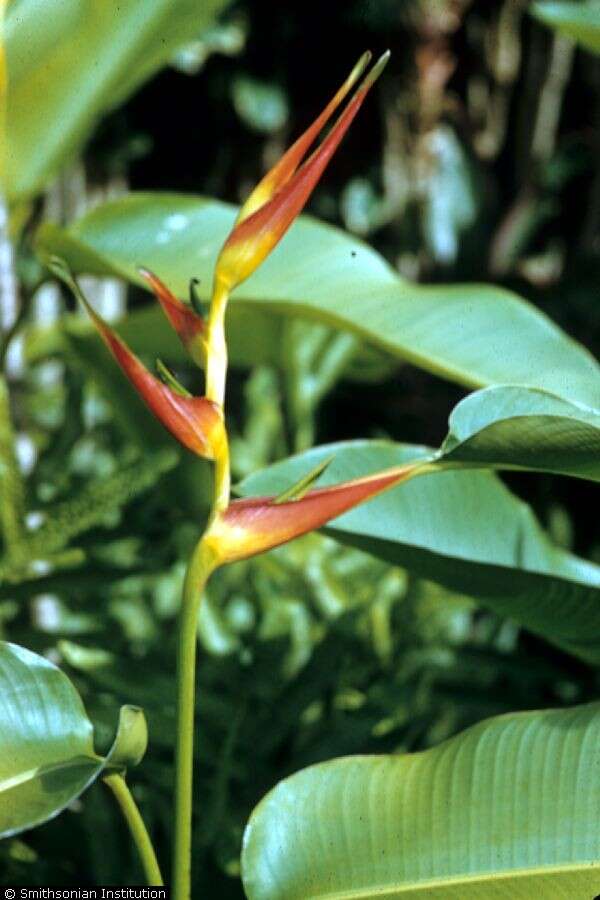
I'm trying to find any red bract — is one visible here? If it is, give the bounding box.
[214,50,390,291]
[97,321,222,459]
[138,268,205,367]
[51,262,223,460]
[234,51,372,226]
[206,461,419,564]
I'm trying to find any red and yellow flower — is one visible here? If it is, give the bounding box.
[52,51,411,564]
[214,50,390,293]
[205,462,420,564]
[49,260,225,461]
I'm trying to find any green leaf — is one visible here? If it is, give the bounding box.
[531,1,600,54]
[5,0,230,200]
[237,441,600,662]
[25,303,283,383]
[273,456,334,504]
[35,194,600,407]
[0,641,146,837]
[437,385,600,481]
[242,702,600,899]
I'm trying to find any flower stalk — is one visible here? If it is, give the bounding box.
[54,50,395,900]
[172,538,218,900]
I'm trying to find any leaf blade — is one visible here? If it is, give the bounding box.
[531,1,600,54]
[438,385,600,481]
[35,194,600,408]
[238,440,600,662]
[242,703,600,899]
[5,0,229,200]
[0,642,147,838]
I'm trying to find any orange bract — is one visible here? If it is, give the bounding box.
[98,321,222,459]
[53,263,224,460]
[214,50,390,292]
[206,461,418,564]
[138,268,206,368]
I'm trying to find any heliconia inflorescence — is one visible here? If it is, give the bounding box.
[138,268,206,368]
[49,51,414,566]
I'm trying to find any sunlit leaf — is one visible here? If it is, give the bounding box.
[437,385,600,481]
[5,0,230,200]
[242,702,600,899]
[0,642,145,837]
[238,441,600,662]
[531,1,600,54]
[35,194,600,407]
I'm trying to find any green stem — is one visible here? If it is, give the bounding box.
[172,538,217,900]
[0,375,25,559]
[172,265,232,900]
[103,772,163,886]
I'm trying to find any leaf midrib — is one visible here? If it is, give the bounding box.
[279,860,600,899]
[0,753,100,795]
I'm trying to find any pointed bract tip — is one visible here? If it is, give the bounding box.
[348,50,372,85]
[206,460,422,564]
[138,266,206,368]
[215,50,391,292]
[361,49,391,90]
[53,261,222,459]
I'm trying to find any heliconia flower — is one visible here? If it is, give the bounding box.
[204,460,421,564]
[138,268,206,368]
[214,49,390,292]
[234,50,372,226]
[49,260,224,460]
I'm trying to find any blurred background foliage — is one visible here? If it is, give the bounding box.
[2,0,600,893]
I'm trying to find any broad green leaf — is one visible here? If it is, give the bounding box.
[242,702,600,899]
[5,0,229,201]
[35,194,600,407]
[437,385,600,481]
[0,641,145,837]
[24,304,391,389]
[531,1,600,54]
[238,441,600,662]
[25,304,283,375]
